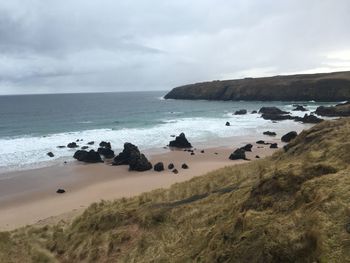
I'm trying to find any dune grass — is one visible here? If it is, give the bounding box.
[1,118,350,262]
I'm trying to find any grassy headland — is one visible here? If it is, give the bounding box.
[1,118,350,262]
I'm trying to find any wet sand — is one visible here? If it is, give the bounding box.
[0,140,280,231]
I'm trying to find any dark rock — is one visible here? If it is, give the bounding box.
[256,140,267,145]
[181,163,189,169]
[281,131,298,142]
[169,133,192,148]
[225,121,231,126]
[170,135,176,137]
[229,148,247,160]
[56,189,65,194]
[234,109,247,115]
[172,169,179,174]
[64,161,67,164]
[292,105,308,111]
[251,110,258,114]
[57,146,66,149]
[67,142,79,148]
[190,152,195,155]
[154,162,164,172]
[240,144,253,152]
[263,131,276,136]
[47,152,54,158]
[87,141,94,145]
[98,147,115,158]
[261,114,294,121]
[73,150,103,163]
[315,103,350,117]
[129,153,152,171]
[201,150,205,153]
[99,141,111,149]
[214,152,218,155]
[168,163,174,169]
[81,146,89,150]
[113,143,140,165]
[295,114,323,124]
[255,155,260,158]
[270,143,278,149]
[259,107,289,115]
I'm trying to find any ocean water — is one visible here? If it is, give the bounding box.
[0,91,335,172]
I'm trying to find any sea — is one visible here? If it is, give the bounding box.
[0,91,336,173]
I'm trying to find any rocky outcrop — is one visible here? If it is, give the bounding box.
[241,144,253,152]
[294,114,323,124]
[73,150,103,163]
[169,133,192,148]
[315,102,350,117]
[113,143,152,171]
[67,142,79,148]
[164,71,350,101]
[259,107,289,115]
[99,141,111,149]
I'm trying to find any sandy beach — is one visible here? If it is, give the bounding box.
[0,139,280,231]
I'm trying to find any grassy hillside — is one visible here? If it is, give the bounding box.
[2,118,350,262]
[164,71,350,101]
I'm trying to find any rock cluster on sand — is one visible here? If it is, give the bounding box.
[73,150,103,163]
[169,133,192,148]
[281,131,298,142]
[113,143,152,171]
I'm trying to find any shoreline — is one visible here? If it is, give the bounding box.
[0,138,281,231]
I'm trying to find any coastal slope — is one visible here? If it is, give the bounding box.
[1,118,350,262]
[164,71,350,101]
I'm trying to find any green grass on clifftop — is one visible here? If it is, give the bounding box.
[1,118,350,262]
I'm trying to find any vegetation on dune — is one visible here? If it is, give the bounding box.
[2,118,350,262]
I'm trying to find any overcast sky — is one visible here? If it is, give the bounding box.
[0,0,350,94]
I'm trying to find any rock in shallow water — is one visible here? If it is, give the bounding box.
[47,152,54,158]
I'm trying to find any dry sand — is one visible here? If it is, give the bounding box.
[0,141,279,231]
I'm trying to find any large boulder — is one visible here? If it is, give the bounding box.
[73,150,103,163]
[229,148,247,160]
[281,131,298,143]
[98,147,115,158]
[234,109,247,115]
[259,107,289,115]
[113,143,140,165]
[169,133,192,148]
[129,153,152,171]
[99,141,111,149]
[154,162,164,172]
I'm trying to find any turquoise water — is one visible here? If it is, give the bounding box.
[0,91,335,171]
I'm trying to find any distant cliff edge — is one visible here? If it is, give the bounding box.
[164,71,350,101]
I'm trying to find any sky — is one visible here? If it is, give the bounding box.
[0,0,350,94]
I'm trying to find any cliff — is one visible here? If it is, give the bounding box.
[164,71,350,101]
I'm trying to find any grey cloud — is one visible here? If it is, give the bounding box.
[0,0,349,94]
